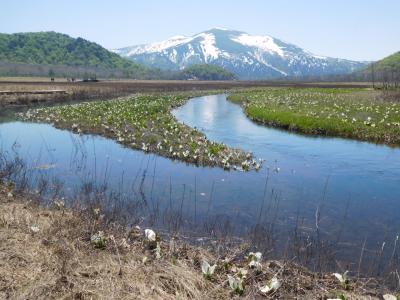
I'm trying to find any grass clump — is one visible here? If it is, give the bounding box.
[229,88,400,146]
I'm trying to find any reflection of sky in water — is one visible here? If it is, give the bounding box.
[173,94,400,242]
[1,94,400,256]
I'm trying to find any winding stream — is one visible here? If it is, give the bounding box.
[1,94,400,261]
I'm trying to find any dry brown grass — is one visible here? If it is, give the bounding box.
[0,79,372,107]
[0,185,393,300]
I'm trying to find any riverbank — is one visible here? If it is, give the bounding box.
[1,185,394,299]
[229,88,400,146]
[21,93,259,170]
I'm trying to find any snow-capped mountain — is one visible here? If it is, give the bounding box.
[112,28,367,79]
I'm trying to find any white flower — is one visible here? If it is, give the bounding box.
[91,231,107,248]
[237,268,248,279]
[249,260,262,271]
[259,277,281,294]
[30,225,40,233]
[141,143,149,151]
[247,251,262,270]
[333,271,349,284]
[7,192,13,198]
[54,199,65,209]
[383,295,398,300]
[247,251,262,262]
[228,275,244,294]
[201,260,216,278]
[144,229,156,242]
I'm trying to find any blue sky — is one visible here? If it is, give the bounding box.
[1,0,399,61]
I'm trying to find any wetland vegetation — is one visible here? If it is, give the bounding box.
[229,88,400,145]
[21,92,260,170]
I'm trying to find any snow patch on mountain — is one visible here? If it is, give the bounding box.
[127,35,192,55]
[198,33,220,62]
[232,34,284,57]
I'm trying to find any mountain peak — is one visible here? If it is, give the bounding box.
[113,29,367,79]
[208,27,229,31]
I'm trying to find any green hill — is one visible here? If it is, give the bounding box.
[180,64,236,80]
[373,51,400,71]
[351,51,400,84]
[0,32,156,78]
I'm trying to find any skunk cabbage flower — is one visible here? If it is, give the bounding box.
[228,275,244,294]
[247,251,262,270]
[30,225,40,233]
[54,199,65,210]
[201,260,217,279]
[237,268,248,279]
[91,231,107,249]
[333,271,349,284]
[144,229,156,242]
[247,251,262,262]
[259,277,281,294]
[383,295,398,300]
[249,260,262,271]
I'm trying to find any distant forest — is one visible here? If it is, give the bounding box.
[0,32,236,80]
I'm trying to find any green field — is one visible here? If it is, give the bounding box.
[229,88,400,146]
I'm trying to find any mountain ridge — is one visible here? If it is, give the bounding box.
[113,28,368,79]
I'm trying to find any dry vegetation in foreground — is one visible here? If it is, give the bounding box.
[0,186,396,300]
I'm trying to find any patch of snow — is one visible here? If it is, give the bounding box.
[169,49,178,63]
[251,51,287,75]
[181,44,199,63]
[232,34,284,57]
[312,54,328,60]
[198,33,221,62]
[127,35,194,55]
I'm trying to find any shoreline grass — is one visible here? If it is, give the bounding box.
[21,92,260,170]
[228,88,400,146]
